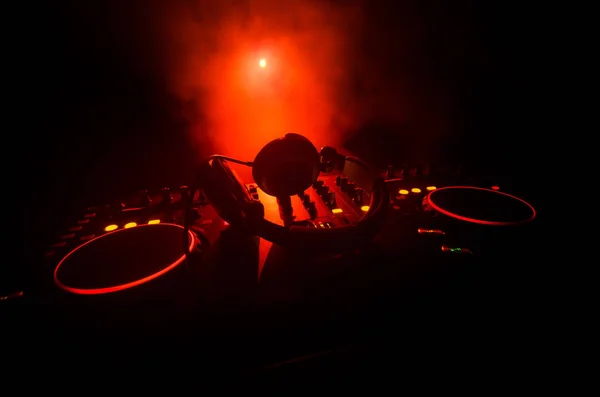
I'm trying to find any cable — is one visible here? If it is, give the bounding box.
[208,154,254,167]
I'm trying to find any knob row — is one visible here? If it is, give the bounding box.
[335,176,363,205]
[312,179,336,207]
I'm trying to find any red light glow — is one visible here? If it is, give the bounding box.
[426,186,536,226]
[54,224,197,295]
[163,1,365,165]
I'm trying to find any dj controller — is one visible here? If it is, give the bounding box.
[5,136,541,377]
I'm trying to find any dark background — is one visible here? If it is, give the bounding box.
[10,0,547,289]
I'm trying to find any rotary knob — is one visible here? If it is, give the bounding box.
[160,187,172,204]
[324,191,336,207]
[139,190,152,207]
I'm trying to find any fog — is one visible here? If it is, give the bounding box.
[135,0,460,162]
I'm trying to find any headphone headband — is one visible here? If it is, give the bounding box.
[197,145,390,254]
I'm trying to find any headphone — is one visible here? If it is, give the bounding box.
[187,134,390,254]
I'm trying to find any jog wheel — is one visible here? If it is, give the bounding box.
[53,223,199,328]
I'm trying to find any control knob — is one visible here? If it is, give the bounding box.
[324,191,336,207]
[160,187,172,204]
[139,190,152,207]
[344,182,357,197]
[339,177,348,190]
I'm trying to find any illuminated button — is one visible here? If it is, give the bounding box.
[411,188,422,193]
[491,185,500,190]
[441,245,473,254]
[332,208,343,214]
[148,219,161,225]
[77,219,90,225]
[318,221,335,228]
[0,291,23,301]
[399,189,409,195]
[60,234,75,240]
[124,222,137,229]
[104,224,118,232]
[80,234,95,241]
[51,242,67,248]
[426,186,437,191]
[418,228,445,236]
[84,213,96,218]
[69,226,83,232]
[361,205,370,212]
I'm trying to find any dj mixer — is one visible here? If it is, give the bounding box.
[5,135,540,376]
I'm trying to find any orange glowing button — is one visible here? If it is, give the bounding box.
[259,58,267,68]
[361,205,370,212]
[148,219,160,225]
[491,185,500,190]
[411,188,422,193]
[104,224,118,232]
[399,189,409,195]
[332,208,343,214]
[124,222,137,229]
[426,186,437,191]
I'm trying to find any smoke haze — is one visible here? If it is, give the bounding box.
[159,0,364,159]
[47,0,478,169]
[150,0,457,162]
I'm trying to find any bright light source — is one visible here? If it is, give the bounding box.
[259,58,267,68]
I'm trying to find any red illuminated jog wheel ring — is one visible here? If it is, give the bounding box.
[53,223,197,295]
[425,186,537,226]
